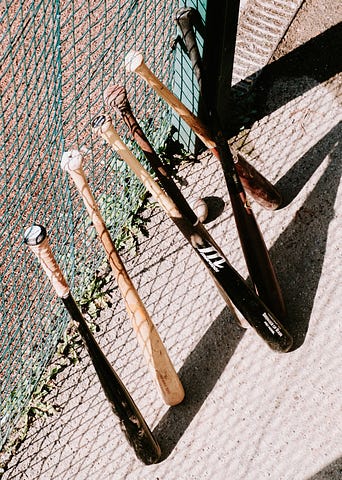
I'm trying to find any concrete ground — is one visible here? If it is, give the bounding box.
[2,0,341,478]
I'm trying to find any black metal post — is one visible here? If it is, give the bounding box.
[201,0,241,134]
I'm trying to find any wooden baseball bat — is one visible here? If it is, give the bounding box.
[23,224,161,464]
[104,84,199,226]
[91,113,293,352]
[105,83,246,328]
[124,50,287,322]
[124,52,281,210]
[61,150,184,406]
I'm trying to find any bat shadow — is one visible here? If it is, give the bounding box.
[153,130,340,457]
[253,22,342,120]
[267,133,341,349]
[307,456,342,479]
[153,306,245,461]
[275,122,342,207]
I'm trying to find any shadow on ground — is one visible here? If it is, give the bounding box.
[308,457,342,479]
[153,308,245,460]
[153,124,341,457]
[229,23,342,135]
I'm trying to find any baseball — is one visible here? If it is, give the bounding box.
[193,197,209,223]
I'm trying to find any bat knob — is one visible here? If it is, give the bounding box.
[174,6,194,22]
[104,84,129,112]
[125,51,144,73]
[24,224,47,246]
[91,113,112,134]
[61,149,83,172]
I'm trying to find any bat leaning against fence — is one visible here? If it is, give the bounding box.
[104,84,205,234]
[61,150,185,407]
[124,53,281,211]
[124,50,287,323]
[105,83,243,328]
[174,7,287,320]
[24,224,161,465]
[91,113,293,353]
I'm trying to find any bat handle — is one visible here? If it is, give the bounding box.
[104,84,167,175]
[104,84,154,157]
[174,7,203,90]
[125,50,215,147]
[24,225,70,298]
[60,150,108,236]
[92,113,180,218]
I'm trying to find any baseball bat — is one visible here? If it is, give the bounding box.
[104,84,199,226]
[91,113,293,352]
[104,83,245,327]
[23,224,161,464]
[124,50,287,322]
[61,150,184,406]
[125,54,281,211]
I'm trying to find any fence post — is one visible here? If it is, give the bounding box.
[201,0,241,135]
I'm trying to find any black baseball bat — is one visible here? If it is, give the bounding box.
[91,114,293,352]
[174,7,287,322]
[24,224,161,465]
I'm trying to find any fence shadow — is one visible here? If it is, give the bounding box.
[275,122,341,207]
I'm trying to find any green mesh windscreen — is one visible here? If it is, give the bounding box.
[0,0,205,451]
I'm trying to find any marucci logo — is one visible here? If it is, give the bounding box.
[262,312,283,337]
[197,245,226,272]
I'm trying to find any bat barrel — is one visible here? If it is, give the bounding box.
[61,294,162,465]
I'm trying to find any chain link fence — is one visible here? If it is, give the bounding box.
[0,0,204,451]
